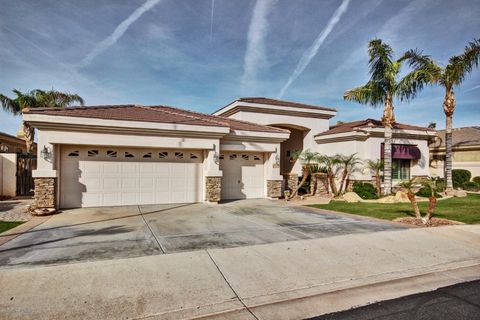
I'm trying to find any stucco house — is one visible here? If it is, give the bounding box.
[430,126,480,178]
[23,97,435,209]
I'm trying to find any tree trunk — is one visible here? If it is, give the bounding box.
[289,166,309,199]
[383,126,393,195]
[328,171,337,195]
[423,196,437,224]
[375,172,382,197]
[382,96,395,196]
[406,191,421,219]
[443,89,455,190]
[23,122,35,154]
[338,169,348,194]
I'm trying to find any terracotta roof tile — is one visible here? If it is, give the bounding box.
[315,118,434,137]
[215,97,337,114]
[24,104,288,133]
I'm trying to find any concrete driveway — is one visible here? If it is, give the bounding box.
[0,199,406,268]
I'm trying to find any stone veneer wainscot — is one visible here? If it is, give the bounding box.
[205,176,221,202]
[34,177,57,208]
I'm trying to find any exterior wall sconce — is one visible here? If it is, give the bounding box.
[0,143,8,152]
[213,144,219,165]
[40,145,52,160]
[274,147,280,165]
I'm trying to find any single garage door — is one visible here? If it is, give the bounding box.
[60,146,203,208]
[220,152,264,200]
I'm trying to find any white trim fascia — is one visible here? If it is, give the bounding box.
[366,127,437,137]
[220,144,277,152]
[23,114,230,134]
[230,129,290,139]
[32,170,58,178]
[213,100,337,117]
[315,130,369,141]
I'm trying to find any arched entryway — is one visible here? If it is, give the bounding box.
[269,124,310,175]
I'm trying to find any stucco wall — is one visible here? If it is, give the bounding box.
[0,153,17,197]
[316,137,430,181]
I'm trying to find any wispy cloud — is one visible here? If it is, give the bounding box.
[210,0,215,41]
[277,0,351,98]
[78,0,162,68]
[241,0,277,91]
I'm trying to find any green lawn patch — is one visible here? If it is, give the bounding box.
[0,221,24,234]
[308,193,480,224]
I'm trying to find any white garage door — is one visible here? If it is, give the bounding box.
[60,146,203,208]
[220,152,264,200]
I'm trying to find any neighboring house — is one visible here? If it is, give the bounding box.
[429,126,480,178]
[23,98,435,209]
[0,131,36,154]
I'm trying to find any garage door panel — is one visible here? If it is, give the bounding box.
[61,147,203,208]
[220,152,265,200]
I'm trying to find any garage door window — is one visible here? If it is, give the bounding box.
[68,150,79,157]
[159,151,168,158]
[87,150,99,157]
[142,152,152,158]
[125,151,135,158]
[106,150,117,157]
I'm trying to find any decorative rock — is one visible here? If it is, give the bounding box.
[267,180,282,198]
[394,191,411,203]
[445,189,467,197]
[342,192,363,203]
[205,176,221,202]
[32,208,56,216]
[377,195,397,203]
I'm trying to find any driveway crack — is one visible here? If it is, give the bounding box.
[138,206,166,254]
[206,249,260,320]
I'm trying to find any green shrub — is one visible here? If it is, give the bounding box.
[452,169,472,189]
[473,176,480,185]
[434,178,446,192]
[416,185,441,198]
[463,181,480,191]
[352,182,378,199]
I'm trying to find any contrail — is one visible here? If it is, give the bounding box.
[210,0,215,41]
[278,0,351,98]
[78,0,162,68]
[241,0,277,91]
[464,84,480,92]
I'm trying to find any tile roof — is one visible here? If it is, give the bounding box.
[215,97,337,114]
[315,118,434,137]
[23,104,288,134]
[431,126,480,148]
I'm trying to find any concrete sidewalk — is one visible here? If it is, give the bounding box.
[1,225,480,320]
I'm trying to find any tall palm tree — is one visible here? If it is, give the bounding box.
[344,39,434,195]
[402,39,480,190]
[0,89,84,153]
[319,154,341,195]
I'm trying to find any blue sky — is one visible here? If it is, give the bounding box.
[1,0,479,135]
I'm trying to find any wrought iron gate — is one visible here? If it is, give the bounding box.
[16,153,37,196]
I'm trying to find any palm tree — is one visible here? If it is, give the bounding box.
[288,149,320,199]
[399,179,421,219]
[366,159,384,197]
[0,89,84,152]
[319,154,341,195]
[402,39,480,190]
[337,153,361,194]
[344,39,434,195]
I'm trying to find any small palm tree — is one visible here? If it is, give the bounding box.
[288,149,320,199]
[399,179,421,219]
[402,39,480,190]
[344,39,435,195]
[337,153,362,194]
[422,178,439,224]
[366,159,384,197]
[319,154,341,195]
[0,89,84,152]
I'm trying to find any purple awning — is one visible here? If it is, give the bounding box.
[381,144,421,160]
